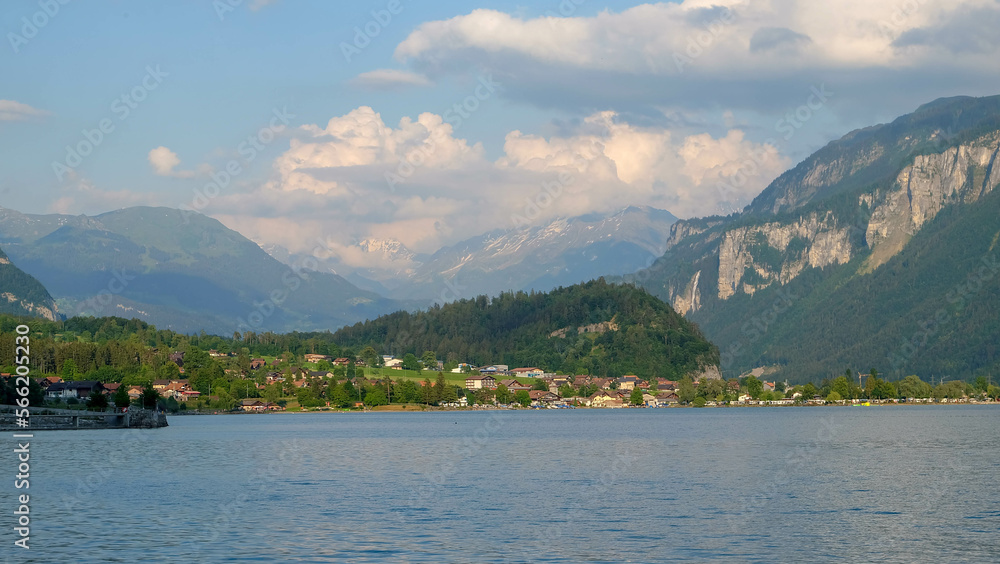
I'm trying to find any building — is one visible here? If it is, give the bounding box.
[34,376,63,389]
[304,354,331,363]
[45,381,104,400]
[512,367,544,378]
[465,374,497,390]
[169,351,185,367]
[588,390,625,408]
[250,358,267,370]
[528,390,560,405]
[617,376,640,391]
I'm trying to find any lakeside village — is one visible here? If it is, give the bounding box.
[6,348,999,414]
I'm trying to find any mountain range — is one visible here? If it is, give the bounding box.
[4,94,1000,387]
[0,204,678,335]
[626,95,1000,383]
[265,206,677,302]
[0,207,397,335]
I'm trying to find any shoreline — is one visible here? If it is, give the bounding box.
[166,400,1000,416]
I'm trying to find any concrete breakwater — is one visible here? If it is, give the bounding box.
[0,405,168,431]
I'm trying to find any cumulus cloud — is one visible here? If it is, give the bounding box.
[0,100,49,122]
[206,106,788,264]
[352,69,432,89]
[389,1,1000,119]
[749,27,812,53]
[148,146,205,178]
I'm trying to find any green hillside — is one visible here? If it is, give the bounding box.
[698,187,1000,382]
[333,279,719,379]
[0,207,400,334]
[0,246,57,320]
[628,95,1000,383]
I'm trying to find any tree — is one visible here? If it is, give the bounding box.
[364,388,388,407]
[421,378,434,405]
[826,391,842,403]
[139,384,160,409]
[216,389,236,411]
[532,379,549,391]
[678,378,696,404]
[745,376,763,399]
[397,379,419,403]
[296,387,319,408]
[629,387,644,406]
[558,384,576,398]
[973,375,989,393]
[165,396,180,413]
[897,375,931,399]
[987,384,1000,401]
[421,351,438,371]
[515,390,531,407]
[87,392,109,410]
[61,359,78,380]
[435,371,447,402]
[692,396,707,407]
[402,353,421,371]
[360,346,380,368]
[830,376,852,400]
[802,383,817,399]
[113,387,131,409]
[263,382,282,404]
[331,384,352,408]
[440,384,458,404]
[495,384,512,404]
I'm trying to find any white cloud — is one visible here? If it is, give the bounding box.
[49,179,161,215]
[148,146,205,178]
[352,69,432,89]
[206,105,787,263]
[389,1,1000,122]
[0,100,49,122]
[396,2,998,74]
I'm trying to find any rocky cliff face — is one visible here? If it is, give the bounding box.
[661,132,1000,316]
[627,95,1000,381]
[0,249,58,321]
[864,135,1000,269]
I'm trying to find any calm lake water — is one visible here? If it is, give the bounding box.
[10,406,1000,562]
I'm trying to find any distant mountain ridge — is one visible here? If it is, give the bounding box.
[265,206,678,302]
[627,94,1000,383]
[0,246,57,320]
[0,206,401,334]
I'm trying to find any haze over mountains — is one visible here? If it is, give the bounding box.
[264,206,677,302]
[626,95,1000,383]
[0,204,678,334]
[0,207,395,335]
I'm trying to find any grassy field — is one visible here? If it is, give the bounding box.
[361,367,470,385]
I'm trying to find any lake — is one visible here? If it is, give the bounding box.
[11,406,1000,562]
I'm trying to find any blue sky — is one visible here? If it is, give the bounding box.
[2,0,999,262]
